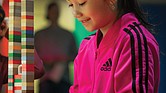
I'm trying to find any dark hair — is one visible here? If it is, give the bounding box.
[0,6,5,25]
[46,2,59,20]
[117,0,155,33]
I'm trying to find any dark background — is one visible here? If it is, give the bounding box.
[142,4,166,93]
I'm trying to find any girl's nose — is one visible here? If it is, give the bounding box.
[72,9,83,18]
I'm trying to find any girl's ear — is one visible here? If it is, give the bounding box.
[106,0,117,11]
[105,0,117,3]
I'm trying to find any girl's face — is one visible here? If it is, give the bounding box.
[67,0,117,33]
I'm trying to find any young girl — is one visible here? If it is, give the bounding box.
[67,0,160,93]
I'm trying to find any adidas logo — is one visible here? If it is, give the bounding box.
[100,58,112,71]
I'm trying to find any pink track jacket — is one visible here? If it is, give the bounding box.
[70,13,160,93]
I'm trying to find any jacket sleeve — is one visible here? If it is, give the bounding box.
[69,57,79,93]
[34,49,45,79]
[113,35,159,93]
[69,39,88,93]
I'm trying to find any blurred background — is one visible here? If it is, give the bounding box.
[34,0,166,93]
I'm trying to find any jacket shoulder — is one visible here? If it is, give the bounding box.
[79,33,96,51]
[83,33,96,40]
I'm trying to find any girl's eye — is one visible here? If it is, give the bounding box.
[68,4,73,7]
[79,1,86,6]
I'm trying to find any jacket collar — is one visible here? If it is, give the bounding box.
[95,13,138,50]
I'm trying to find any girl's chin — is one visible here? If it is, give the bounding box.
[84,27,97,32]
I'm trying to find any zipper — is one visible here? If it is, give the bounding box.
[91,50,98,93]
[95,51,97,60]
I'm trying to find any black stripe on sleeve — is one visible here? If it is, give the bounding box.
[123,28,136,93]
[128,24,144,93]
[133,22,149,93]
